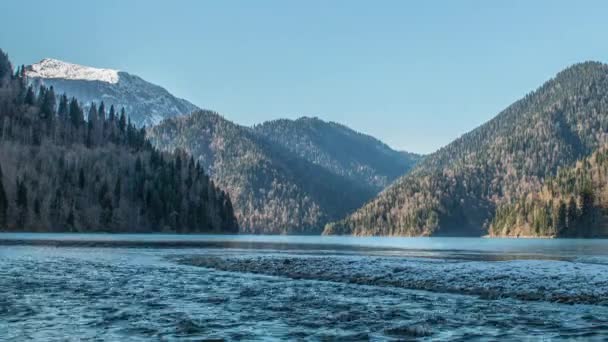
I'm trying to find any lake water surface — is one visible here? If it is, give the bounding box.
[1,234,607,340]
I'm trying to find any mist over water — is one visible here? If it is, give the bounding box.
[1,234,608,340]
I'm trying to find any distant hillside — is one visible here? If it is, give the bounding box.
[0,49,237,233]
[25,58,198,127]
[325,61,608,236]
[147,111,375,234]
[253,117,421,191]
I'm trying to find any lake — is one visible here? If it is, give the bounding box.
[1,233,607,340]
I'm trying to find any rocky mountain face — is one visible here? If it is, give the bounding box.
[147,111,380,234]
[253,117,421,192]
[25,58,198,127]
[325,62,608,237]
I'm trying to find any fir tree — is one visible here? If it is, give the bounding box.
[24,86,36,105]
[16,178,28,228]
[0,163,7,229]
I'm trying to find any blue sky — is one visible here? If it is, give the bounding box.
[1,0,608,153]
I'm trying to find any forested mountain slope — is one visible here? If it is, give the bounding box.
[253,117,421,191]
[491,147,608,237]
[325,61,608,236]
[0,49,237,233]
[147,112,375,234]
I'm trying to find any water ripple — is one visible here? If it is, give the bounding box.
[1,247,607,340]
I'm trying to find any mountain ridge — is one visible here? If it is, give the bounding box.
[325,61,608,237]
[25,58,199,127]
[148,110,381,234]
[253,116,421,191]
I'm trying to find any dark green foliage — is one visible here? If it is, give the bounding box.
[78,168,86,189]
[556,201,567,234]
[15,178,28,227]
[0,164,7,229]
[40,86,56,121]
[326,61,608,236]
[24,86,36,105]
[57,94,68,121]
[69,97,84,128]
[119,108,126,132]
[0,50,11,84]
[567,197,578,232]
[0,49,238,233]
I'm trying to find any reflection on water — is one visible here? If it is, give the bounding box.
[1,235,608,340]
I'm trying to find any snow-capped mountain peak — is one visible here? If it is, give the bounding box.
[25,58,200,127]
[26,58,120,84]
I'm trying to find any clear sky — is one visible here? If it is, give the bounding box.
[1,0,608,154]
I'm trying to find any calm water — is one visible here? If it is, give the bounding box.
[1,234,608,340]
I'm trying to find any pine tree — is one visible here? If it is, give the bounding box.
[0,49,11,82]
[56,94,69,140]
[24,86,36,105]
[69,98,83,128]
[37,86,46,107]
[58,94,69,121]
[109,105,116,122]
[0,163,7,229]
[556,200,567,234]
[566,196,578,234]
[78,168,86,189]
[49,188,62,228]
[113,178,121,207]
[16,178,28,228]
[87,105,99,147]
[98,102,106,120]
[98,181,113,228]
[578,187,595,237]
[119,108,127,133]
[40,86,56,120]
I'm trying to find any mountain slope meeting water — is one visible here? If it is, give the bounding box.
[491,146,608,237]
[147,111,376,234]
[24,58,199,127]
[18,56,424,235]
[325,61,608,237]
[0,49,237,233]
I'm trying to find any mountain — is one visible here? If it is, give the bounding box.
[147,111,377,234]
[252,117,421,191]
[0,49,237,233]
[24,58,199,127]
[325,61,608,236]
[490,147,608,237]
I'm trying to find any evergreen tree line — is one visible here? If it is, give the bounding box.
[0,49,238,233]
[491,148,608,237]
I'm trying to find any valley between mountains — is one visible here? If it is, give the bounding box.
[3,49,608,237]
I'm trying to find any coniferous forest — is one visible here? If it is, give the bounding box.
[490,147,608,237]
[0,49,238,233]
[325,62,608,237]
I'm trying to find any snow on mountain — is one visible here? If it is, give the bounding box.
[26,58,119,83]
[25,58,199,127]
